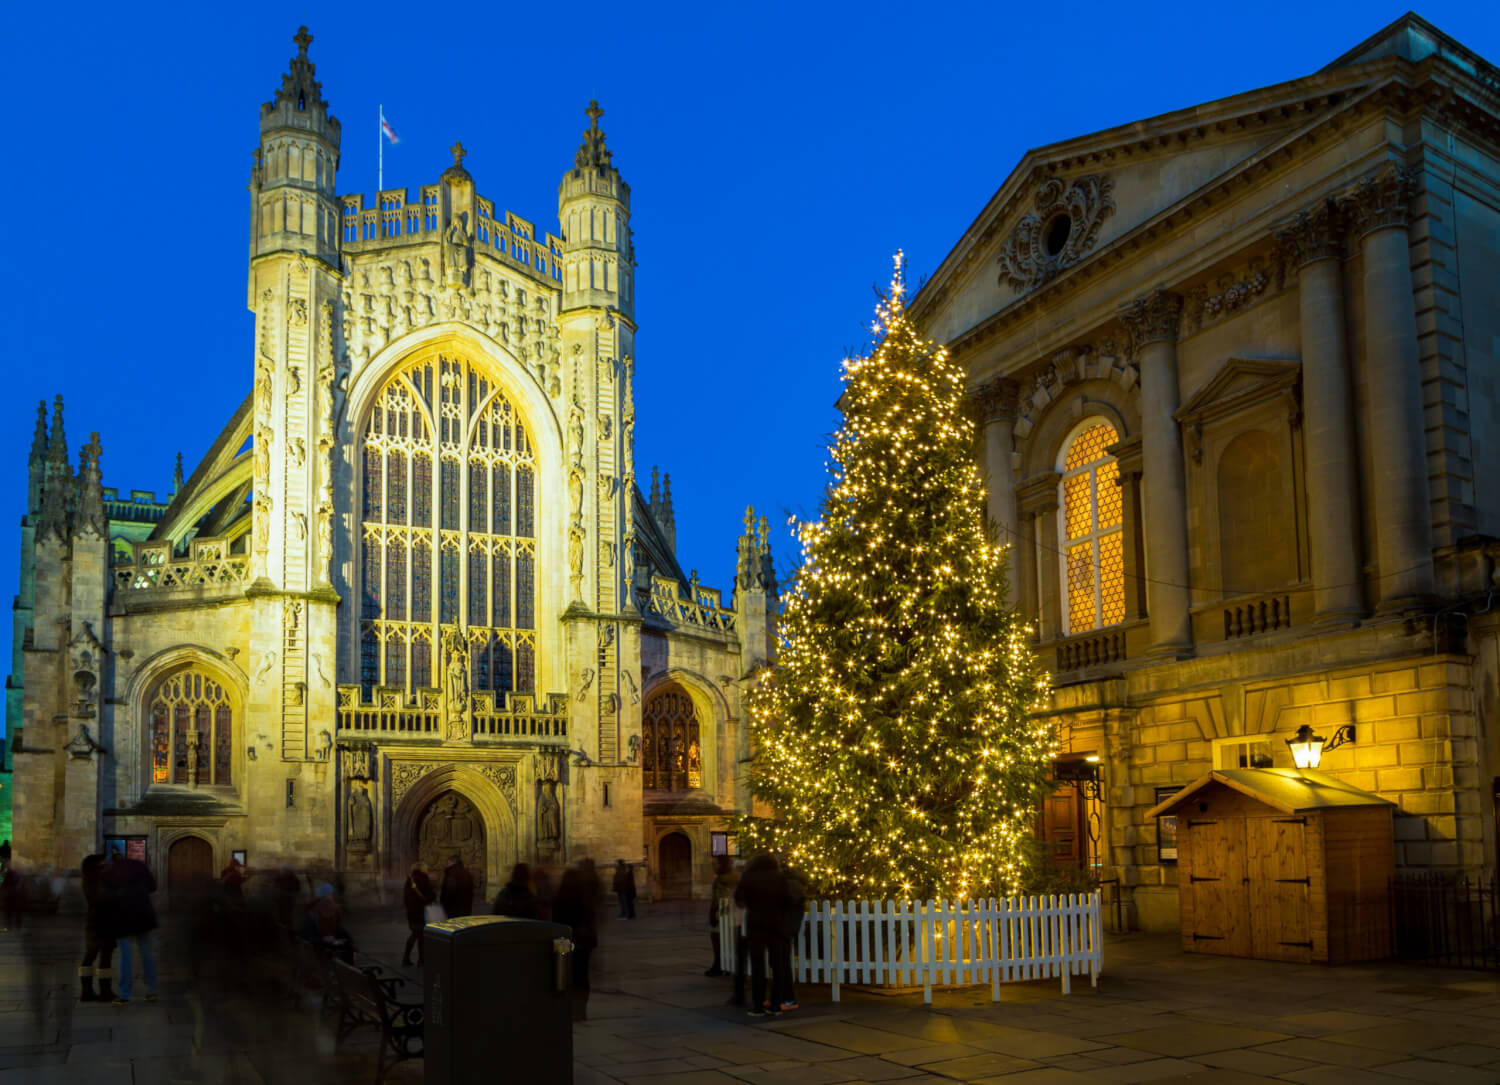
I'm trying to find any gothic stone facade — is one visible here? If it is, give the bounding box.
[7,28,776,905]
[914,15,1500,930]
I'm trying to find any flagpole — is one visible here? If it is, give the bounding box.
[378,104,384,194]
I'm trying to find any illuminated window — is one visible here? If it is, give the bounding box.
[149,671,233,787]
[1059,420,1124,634]
[642,685,702,791]
[359,354,538,699]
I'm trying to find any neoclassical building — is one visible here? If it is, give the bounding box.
[913,14,1500,929]
[7,28,776,905]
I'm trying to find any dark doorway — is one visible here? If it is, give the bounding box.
[167,835,214,909]
[416,791,486,897]
[658,832,692,898]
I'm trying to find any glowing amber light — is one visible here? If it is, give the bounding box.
[1060,421,1124,634]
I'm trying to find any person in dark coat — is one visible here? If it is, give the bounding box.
[612,859,637,919]
[301,883,354,963]
[1,863,21,931]
[706,854,736,977]
[272,865,301,930]
[220,857,246,902]
[773,865,808,1011]
[733,853,788,1017]
[401,862,435,966]
[79,854,115,1001]
[492,863,540,919]
[103,856,159,1004]
[551,864,598,1021]
[439,855,474,918]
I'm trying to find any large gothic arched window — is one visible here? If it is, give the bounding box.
[149,671,233,786]
[1058,420,1124,634]
[642,685,701,791]
[360,354,537,698]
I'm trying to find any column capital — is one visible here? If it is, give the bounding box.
[967,377,1020,424]
[1339,167,1416,245]
[1119,289,1183,346]
[1275,199,1344,267]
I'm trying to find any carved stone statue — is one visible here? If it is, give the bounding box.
[348,781,374,848]
[444,212,471,285]
[536,778,562,850]
[186,729,201,788]
[443,628,470,740]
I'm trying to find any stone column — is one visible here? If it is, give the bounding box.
[973,378,1022,595]
[1018,510,1039,633]
[1277,202,1365,624]
[1018,474,1061,638]
[1108,435,1148,623]
[1121,290,1192,654]
[1341,169,1434,610]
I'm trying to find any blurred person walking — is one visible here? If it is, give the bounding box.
[79,854,115,1001]
[612,858,636,919]
[1,861,21,931]
[774,864,808,1011]
[552,864,598,1021]
[271,864,301,929]
[401,862,436,966]
[439,855,474,918]
[706,854,736,977]
[493,863,540,918]
[104,854,159,1004]
[734,853,787,1017]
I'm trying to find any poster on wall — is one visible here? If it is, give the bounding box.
[1155,786,1181,863]
[104,837,148,864]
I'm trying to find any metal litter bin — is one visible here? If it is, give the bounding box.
[424,915,573,1084]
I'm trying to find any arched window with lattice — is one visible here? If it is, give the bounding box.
[642,684,702,791]
[149,671,234,787]
[359,354,538,699]
[1057,419,1124,634]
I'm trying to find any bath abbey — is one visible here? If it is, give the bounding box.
[7,28,776,904]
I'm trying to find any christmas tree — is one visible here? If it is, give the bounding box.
[739,254,1053,901]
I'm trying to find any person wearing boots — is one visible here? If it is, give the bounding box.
[79,854,116,1002]
[401,862,435,967]
[734,853,788,1018]
[104,854,159,1004]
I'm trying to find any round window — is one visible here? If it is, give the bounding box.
[1043,214,1072,257]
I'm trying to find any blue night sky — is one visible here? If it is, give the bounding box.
[2,3,1496,704]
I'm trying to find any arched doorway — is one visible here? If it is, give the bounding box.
[166,835,215,910]
[416,791,486,896]
[659,832,692,898]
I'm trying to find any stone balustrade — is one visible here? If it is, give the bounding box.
[645,574,737,633]
[336,684,568,741]
[112,537,249,594]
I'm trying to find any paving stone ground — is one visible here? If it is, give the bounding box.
[2,897,1498,1083]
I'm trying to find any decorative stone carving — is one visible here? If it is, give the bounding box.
[391,761,436,807]
[442,627,470,741]
[478,764,517,811]
[1339,167,1416,243]
[289,297,308,327]
[340,743,372,781]
[1010,344,1137,453]
[65,723,106,760]
[1119,289,1183,348]
[997,174,1115,292]
[1275,200,1344,267]
[968,378,1019,424]
[347,780,374,847]
[1201,269,1268,318]
[536,777,562,853]
[577,666,595,701]
[622,669,639,704]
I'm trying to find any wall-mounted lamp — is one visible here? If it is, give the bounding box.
[1285,723,1356,769]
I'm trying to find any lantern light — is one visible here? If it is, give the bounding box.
[1285,723,1356,769]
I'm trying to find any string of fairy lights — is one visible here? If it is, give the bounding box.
[737,254,1054,901]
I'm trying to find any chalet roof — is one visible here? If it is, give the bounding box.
[1145,768,1395,818]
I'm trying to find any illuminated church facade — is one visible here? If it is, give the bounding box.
[917,13,1500,930]
[8,28,775,903]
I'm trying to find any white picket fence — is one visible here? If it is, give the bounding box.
[718,892,1102,1002]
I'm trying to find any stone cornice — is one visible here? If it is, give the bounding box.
[930,66,1485,369]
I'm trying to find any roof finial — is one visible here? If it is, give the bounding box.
[29,400,48,466]
[76,433,106,538]
[173,451,184,492]
[574,101,612,170]
[451,141,466,169]
[293,25,313,57]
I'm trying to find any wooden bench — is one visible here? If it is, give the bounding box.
[330,958,424,1084]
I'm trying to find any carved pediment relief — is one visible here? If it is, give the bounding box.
[997,174,1115,293]
[1175,358,1301,426]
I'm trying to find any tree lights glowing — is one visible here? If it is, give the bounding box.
[738,254,1053,901]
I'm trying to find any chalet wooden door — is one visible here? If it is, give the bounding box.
[167,835,214,910]
[1246,816,1313,962]
[1184,817,1250,956]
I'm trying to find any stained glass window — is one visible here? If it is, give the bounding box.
[1059,421,1125,634]
[642,684,702,791]
[359,353,539,698]
[147,671,234,787]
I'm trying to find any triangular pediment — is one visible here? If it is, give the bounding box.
[1175,358,1300,425]
[910,14,1494,350]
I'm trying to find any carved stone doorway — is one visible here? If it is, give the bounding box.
[659,832,692,898]
[166,835,215,910]
[416,791,486,894]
